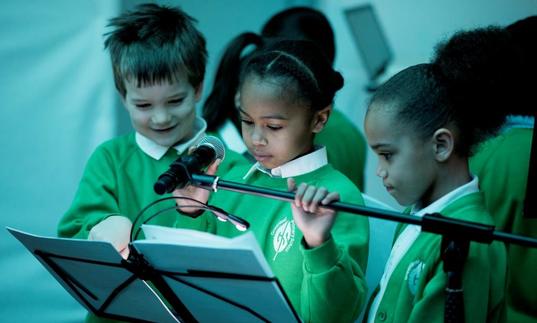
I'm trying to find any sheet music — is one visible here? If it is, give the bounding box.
[140,225,274,277]
[136,225,299,323]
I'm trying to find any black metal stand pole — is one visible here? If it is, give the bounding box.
[191,173,537,248]
[188,173,537,323]
[441,237,469,323]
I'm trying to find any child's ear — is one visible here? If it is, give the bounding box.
[194,81,204,101]
[432,128,454,162]
[312,105,332,133]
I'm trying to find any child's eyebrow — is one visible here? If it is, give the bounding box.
[130,91,187,102]
[238,108,250,116]
[167,91,187,98]
[371,143,392,150]
[238,108,288,120]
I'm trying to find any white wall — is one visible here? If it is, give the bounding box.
[0,1,119,321]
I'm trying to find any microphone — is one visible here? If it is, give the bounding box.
[154,136,225,195]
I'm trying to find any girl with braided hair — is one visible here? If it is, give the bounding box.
[174,38,369,323]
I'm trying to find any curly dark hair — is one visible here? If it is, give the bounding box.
[370,26,525,157]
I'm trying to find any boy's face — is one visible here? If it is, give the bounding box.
[122,76,201,147]
[238,77,323,170]
[365,103,438,207]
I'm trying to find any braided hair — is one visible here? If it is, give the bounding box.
[239,39,343,113]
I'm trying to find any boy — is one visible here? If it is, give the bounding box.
[57,6,240,319]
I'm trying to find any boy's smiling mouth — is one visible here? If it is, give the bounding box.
[152,125,176,132]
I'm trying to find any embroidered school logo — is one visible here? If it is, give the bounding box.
[405,260,425,296]
[271,218,295,260]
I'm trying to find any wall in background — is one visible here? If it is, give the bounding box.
[0,1,120,321]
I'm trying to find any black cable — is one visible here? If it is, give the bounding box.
[130,196,249,242]
[132,204,214,241]
[130,196,206,242]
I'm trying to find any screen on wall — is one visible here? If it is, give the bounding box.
[344,4,392,81]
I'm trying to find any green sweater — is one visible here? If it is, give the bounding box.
[316,109,367,190]
[470,127,536,322]
[175,162,369,323]
[368,193,506,323]
[57,133,246,323]
[58,133,245,240]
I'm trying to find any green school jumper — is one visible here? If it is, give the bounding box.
[367,193,507,323]
[57,133,245,323]
[176,162,370,323]
[315,109,367,191]
[470,127,536,322]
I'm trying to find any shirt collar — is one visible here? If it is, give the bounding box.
[136,117,207,160]
[243,146,328,180]
[502,114,535,132]
[411,176,479,217]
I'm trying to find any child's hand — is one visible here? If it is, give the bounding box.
[287,178,340,248]
[88,215,132,259]
[173,158,221,213]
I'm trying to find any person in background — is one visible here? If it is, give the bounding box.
[460,16,536,322]
[203,7,368,190]
[174,39,369,323]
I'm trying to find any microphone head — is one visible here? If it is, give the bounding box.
[197,135,225,161]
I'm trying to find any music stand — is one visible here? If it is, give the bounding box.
[8,227,300,323]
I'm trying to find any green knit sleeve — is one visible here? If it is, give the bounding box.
[57,143,121,239]
[299,177,369,323]
[406,239,506,323]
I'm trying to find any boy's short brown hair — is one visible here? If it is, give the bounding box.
[104,3,207,97]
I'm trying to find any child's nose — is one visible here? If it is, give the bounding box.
[152,108,171,125]
[251,127,267,146]
[376,164,387,179]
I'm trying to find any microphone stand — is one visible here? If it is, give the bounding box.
[189,173,537,323]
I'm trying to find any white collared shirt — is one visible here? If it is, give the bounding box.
[242,146,328,180]
[367,176,480,322]
[136,117,207,160]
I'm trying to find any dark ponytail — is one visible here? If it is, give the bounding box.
[260,6,336,65]
[432,26,524,155]
[202,32,263,131]
[371,27,523,157]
